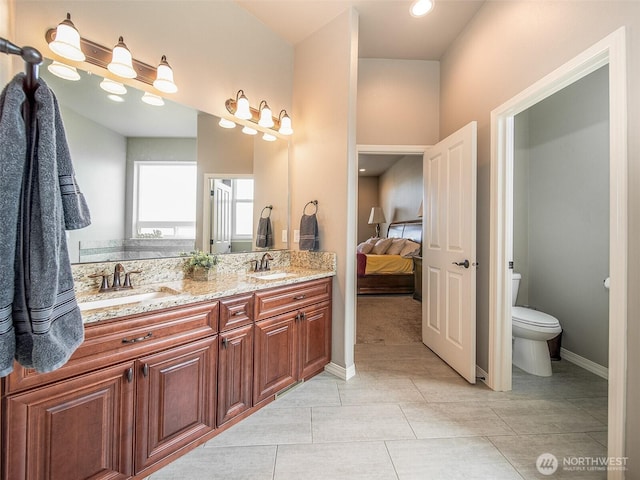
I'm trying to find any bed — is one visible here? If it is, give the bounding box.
[357,219,422,295]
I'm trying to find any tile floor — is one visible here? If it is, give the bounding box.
[149,317,608,479]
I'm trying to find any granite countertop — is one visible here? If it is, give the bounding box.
[77,267,336,324]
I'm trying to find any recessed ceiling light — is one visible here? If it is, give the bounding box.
[410,0,434,17]
[359,168,366,172]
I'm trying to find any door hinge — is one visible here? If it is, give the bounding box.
[508,261,514,269]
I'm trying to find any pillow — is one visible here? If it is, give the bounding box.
[400,240,421,257]
[365,237,378,244]
[357,242,374,254]
[371,237,393,255]
[386,238,407,255]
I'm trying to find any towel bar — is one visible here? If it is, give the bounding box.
[303,200,318,215]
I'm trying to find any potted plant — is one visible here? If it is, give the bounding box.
[182,250,218,281]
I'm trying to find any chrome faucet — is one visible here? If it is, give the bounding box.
[259,252,273,271]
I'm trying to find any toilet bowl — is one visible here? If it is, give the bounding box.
[512,273,562,377]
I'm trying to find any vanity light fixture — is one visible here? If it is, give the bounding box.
[153,55,177,93]
[224,90,293,139]
[108,36,137,79]
[218,118,236,129]
[45,17,178,93]
[48,13,85,62]
[141,92,164,106]
[242,126,257,135]
[99,78,127,95]
[410,0,435,17]
[47,60,80,81]
[258,100,274,128]
[262,133,277,142]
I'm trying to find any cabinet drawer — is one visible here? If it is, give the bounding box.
[5,301,219,394]
[220,294,254,332]
[254,278,331,321]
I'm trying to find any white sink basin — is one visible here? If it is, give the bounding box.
[249,271,295,281]
[78,290,178,312]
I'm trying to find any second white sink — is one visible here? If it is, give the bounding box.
[249,272,295,281]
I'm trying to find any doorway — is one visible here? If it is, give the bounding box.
[489,27,627,471]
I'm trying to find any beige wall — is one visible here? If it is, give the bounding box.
[379,155,422,229]
[357,176,379,243]
[439,1,640,474]
[0,0,15,85]
[357,58,439,146]
[292,8,358,370]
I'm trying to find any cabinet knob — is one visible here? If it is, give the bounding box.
[142,363,149,377]
[222,337,229,349]
[125,367,133,383]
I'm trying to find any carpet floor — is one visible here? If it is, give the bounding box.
[356,294,422,345]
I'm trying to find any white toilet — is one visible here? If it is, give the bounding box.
[512,273,562,376]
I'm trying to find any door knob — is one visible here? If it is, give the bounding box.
[452,259,470,269]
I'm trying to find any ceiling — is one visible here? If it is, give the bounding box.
[236,0,485,60]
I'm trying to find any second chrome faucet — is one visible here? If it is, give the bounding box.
[88,263,142,293]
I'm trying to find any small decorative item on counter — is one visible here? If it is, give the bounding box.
[181,250,218,281]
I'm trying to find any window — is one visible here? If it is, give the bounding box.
[134,162,196,238]
[233,178,254,239]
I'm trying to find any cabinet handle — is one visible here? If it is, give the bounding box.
[232,310,245,316]
[142,363,149,377]
[293,295,306,300]
[125,367,133,383]
[122,332,153,344]
[301,312,306,321]
[222,337,229,349]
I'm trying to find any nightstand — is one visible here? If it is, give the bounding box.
[413,256,422,301]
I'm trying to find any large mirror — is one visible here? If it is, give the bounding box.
[41,60,289,263]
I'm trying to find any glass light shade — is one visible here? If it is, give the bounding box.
[141,92,164,106]
[47,61,80,81]
[153,56,178,93]
[410,0,434,17]
[262,133,277,142]
[235,92,252,120]
[99,78,127,95]
[108,37,137,79]
[107,94,125,103]
[48,14,85,62]
[258,102,274,128]
[242,126,257,135]
[278,112,293,135]
[218,118,236,129]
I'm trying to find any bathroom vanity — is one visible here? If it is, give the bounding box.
[0,259,334,480]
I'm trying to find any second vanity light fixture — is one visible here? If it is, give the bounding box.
[46,13,178,97]
[221,89,293,139]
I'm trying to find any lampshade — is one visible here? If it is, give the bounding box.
[153,55,178,93]
[99,78,127,95]
[235,90,252,120]
[47,61,80,81]
[218,118,236,129]
[48,13,85,62]
[141,92,164,106]
[108,37,137,79]
[368,207,386,225]
[418,200,423,218]
[242,126,257,135]
[262,133,276,142]
[258,100,274,128]
[278,110,293,135]
[410,0,435,17]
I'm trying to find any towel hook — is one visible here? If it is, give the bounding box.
[260,205,273,218]
[303,200,318,215]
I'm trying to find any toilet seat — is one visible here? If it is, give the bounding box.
[512,306,560,329]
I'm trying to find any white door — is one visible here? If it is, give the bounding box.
[422,121,477,383]
[210,179,232,254]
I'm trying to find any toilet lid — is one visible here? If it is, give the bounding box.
[512,306,560,328]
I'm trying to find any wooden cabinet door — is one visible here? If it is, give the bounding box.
[217,324,254,426]
[4,362,135,480]
[253,313,297,405]
[298,301,332,380]
[135,337,217,474]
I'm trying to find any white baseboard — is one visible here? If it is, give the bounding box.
[560,347,608,380]
[324,362,356,381]
[476,365,489,386]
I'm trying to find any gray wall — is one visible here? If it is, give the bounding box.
[379,155,423,230]
[513,66,610,368]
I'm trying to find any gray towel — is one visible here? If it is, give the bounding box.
[299,214,319,251]
[256,217,273,248]
[0,74,91,376]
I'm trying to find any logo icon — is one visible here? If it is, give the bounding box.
[537,453,558,475]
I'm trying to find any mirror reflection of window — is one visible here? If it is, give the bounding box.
[233,178,254,238]
[134,161,197,238]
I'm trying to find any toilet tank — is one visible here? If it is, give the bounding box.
[512,273,521,306]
